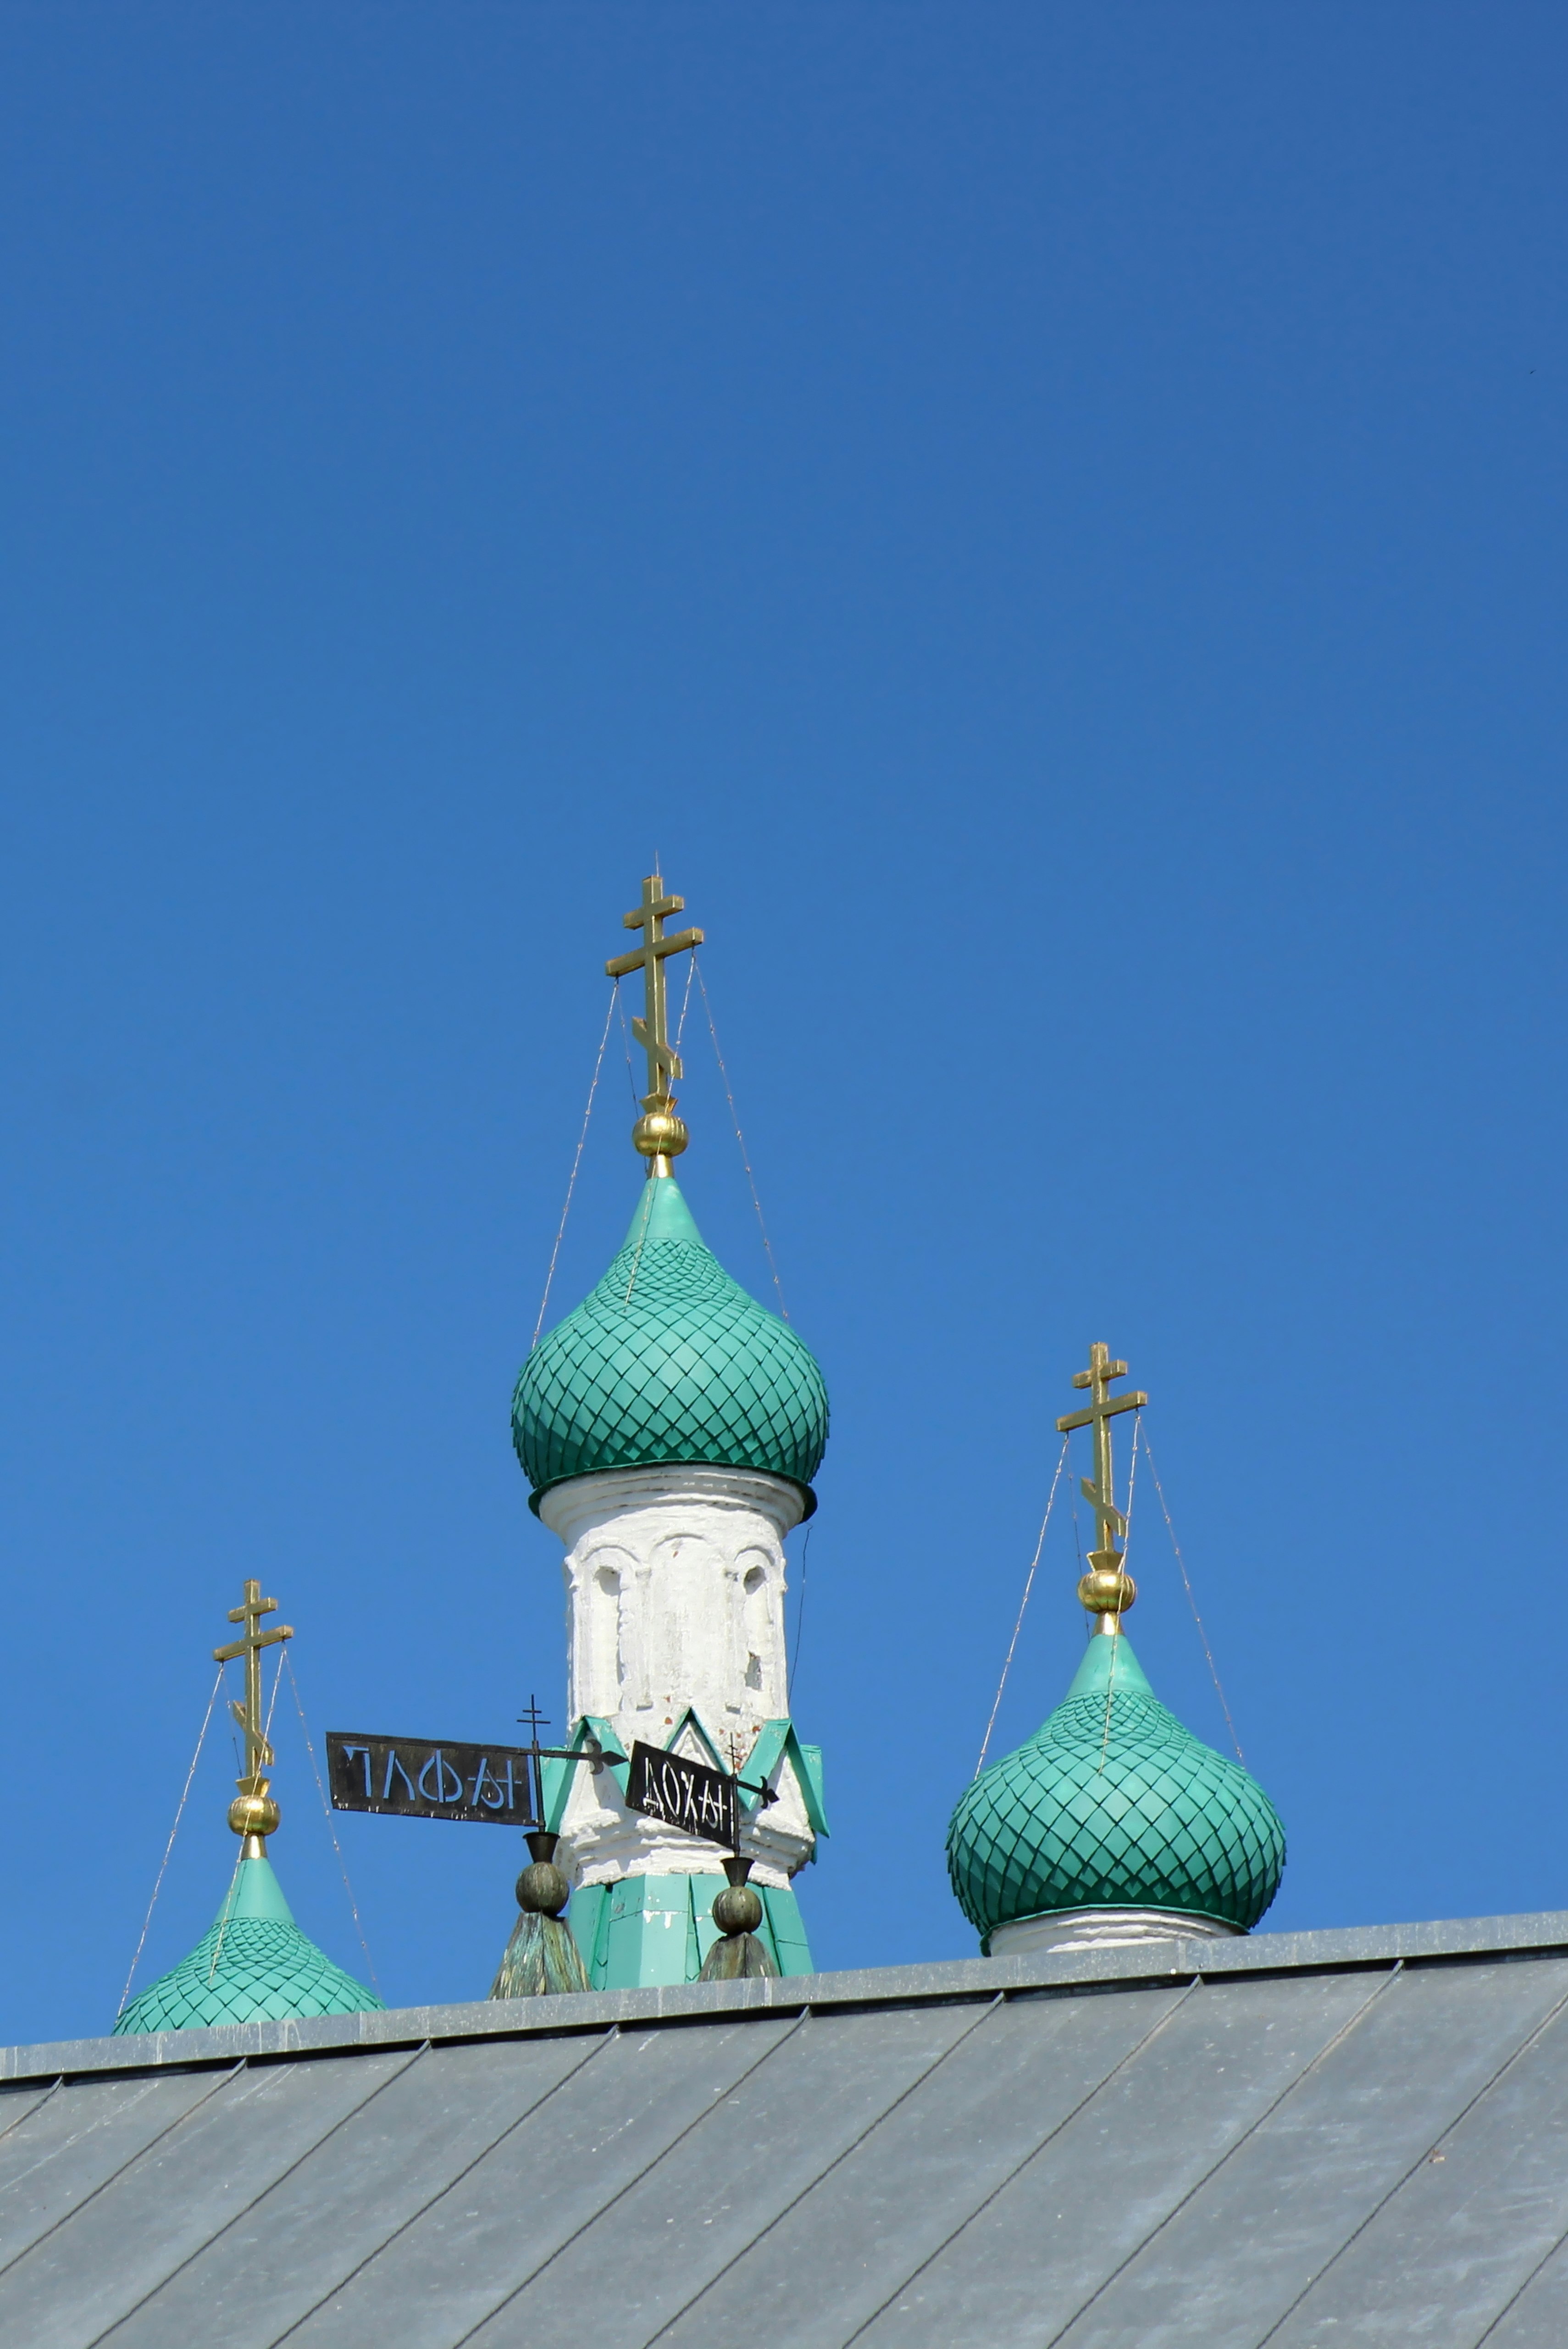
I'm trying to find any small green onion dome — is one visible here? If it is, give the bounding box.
[947,1633,1285,1950]
[114,1853,382,2034]
[514,1175,829,1513]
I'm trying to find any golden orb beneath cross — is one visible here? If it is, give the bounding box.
[228,1788,281,1838]
[633,1100,689,1161]
[1078,1566,1137,1618]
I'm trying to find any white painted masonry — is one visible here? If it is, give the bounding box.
[989,1905,1240,1956]
[538,1465,816,1892]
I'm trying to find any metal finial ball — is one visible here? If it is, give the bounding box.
[228,1790,281,1838]
[1077,1566,1137,1617]
[712,1882,764,1937]
[633,1103,688,1160]
[516,1861,570,1917]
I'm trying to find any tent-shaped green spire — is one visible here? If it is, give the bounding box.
[115,1851,382,2034]
[513,1174,829,1510]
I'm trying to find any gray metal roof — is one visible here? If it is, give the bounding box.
[3,1907,1568,2347]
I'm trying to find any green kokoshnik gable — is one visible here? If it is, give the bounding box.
[114,1852,383,2034]
[947,1633,1285,1949]
[514,1175,829,1512]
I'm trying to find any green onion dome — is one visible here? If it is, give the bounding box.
[114,1853,382,2034]
[947,1633,1285,1950]
[513,1175,829,1513]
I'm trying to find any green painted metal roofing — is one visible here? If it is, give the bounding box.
[946,1631,1285,1948]
[113,1853,383,2034]
[567,1872,814,1989]
[513,1175,829,1509]
[539,1713,828,1840]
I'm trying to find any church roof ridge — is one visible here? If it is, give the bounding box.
[42,1906,1568,2081]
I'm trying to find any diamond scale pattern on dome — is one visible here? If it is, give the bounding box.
[514,1177,829,1505]
[947,1633,1285,1946]
[115,1859,382,2034]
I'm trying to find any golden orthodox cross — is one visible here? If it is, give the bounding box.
[213,1578,294,1789]
[604,872,704,1107]
[1056,1342,1147,1572]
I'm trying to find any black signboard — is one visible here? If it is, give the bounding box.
[329,1732,565,1826]
[625,1740,740,1849]
[329,1723,764,1851]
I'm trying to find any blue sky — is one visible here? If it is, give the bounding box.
[0,4,1564,2042]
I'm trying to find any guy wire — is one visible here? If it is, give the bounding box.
[206,1849,244,1984]
[623,941,696,1311]
[117,1661,224,2019]
[617,984,640,1111]
[622,1176,654,1305]
[975,1434,1071,1777]
[263,1639,284,1753]
[695,958,789,1320]
[675,950,696,1061]
[1098,1414,1141,1774]
[1124,1412,1141,1566]
[788,1518,814,1702]
[1141,1427,1247,1765]
[285,1650,382,1997]
[531,983,618,1353]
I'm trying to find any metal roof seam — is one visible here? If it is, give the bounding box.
[1246,1965,1568,2349]
[259,2026,622,2349]
[79,2043,435,2349]
[640,1992,1011,2349]
[838,1976,1208,2349]
[1030,1962,1407,2348]
[0,2077,63,2146]
[1472,2214,1568,2346]
[0,2057,247,2292]
[442,2009,814,2349]
[14,1959,1568,2345]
